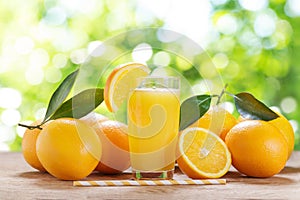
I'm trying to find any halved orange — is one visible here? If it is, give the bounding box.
[104,62,151,112]
[177,127,231,179]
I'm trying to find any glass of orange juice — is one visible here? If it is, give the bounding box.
[127,76,180,180]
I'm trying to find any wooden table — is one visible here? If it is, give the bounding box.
[1,152,300,199]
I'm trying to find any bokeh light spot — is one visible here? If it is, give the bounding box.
[211,0,229,6]
[219,101,235,114]
[153,51,171,67]
[199,61,218,79]
[280,97,297,113]
[254,10,277,38]
[238,30,262,53]
[285,0,300,17]
[43,6,67,26]
[239,0,268,11]
[45,67,62,83]
[1,109,21,126]
[53,53,68,68]
[212,53,229,69]
[131,43,153,63]
[163,0,212,45]
[14,36,35,55]
[25,67,44,85]
[192,79,213,94]
[30,48,50,68]
[176,57,192,71]
[88,41,106,57]
[35,107,47,120]
[0,88,22,109]
[70,49,87,64]
[0,125,15,142]
[274,20,293,49]
[216,14,238,35]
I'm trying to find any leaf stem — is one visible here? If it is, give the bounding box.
[216,84,228,105]
[18,123,43,130]
[210,94,219,98]
[225,91,236,99]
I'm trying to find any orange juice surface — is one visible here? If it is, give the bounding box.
[128,88,180,171]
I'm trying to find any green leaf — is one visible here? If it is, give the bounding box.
[179,95,211,131]
[43,70,79,122]
[48,88,103,121]
[234,92,279,121]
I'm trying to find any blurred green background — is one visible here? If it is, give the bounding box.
[0,0,299,151]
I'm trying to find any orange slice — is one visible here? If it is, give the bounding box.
[177,127,231,179]
[104,62,151,112]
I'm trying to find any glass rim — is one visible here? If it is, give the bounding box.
[137,75,180,80]
[136,76,180,89]
[136,76,180,81]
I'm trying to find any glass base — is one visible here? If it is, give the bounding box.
[132,169,174,180]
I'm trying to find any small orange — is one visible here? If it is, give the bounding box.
[92,120,130,174]
[190,105,237,141]
[104,62,150,112]
[36,118,101,180]
[225,120,288,178]
[22,120,46,172]
[177,127,231,179]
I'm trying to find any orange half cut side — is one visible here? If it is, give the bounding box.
[177,127,231,179]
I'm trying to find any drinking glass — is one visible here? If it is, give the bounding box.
[127,76,180,179]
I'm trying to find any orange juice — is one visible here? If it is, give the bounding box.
[128,85,180,179]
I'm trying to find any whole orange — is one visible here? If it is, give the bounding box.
[92,120,130,174]
[36,118,102,180]
[269,112,294,158]
[237,112,294,158]
[191,105,237,141]
[225,120,288,178]
[22,120,46,172]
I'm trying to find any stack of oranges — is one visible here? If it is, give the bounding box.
[22,115,131,180]
[21,62,294,181]
[177,105,294,179]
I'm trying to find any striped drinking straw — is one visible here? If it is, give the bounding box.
[73,179,226,187]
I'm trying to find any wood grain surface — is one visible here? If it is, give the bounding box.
[0,152,300,199]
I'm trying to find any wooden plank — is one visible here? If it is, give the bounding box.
[0,152,300,199]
